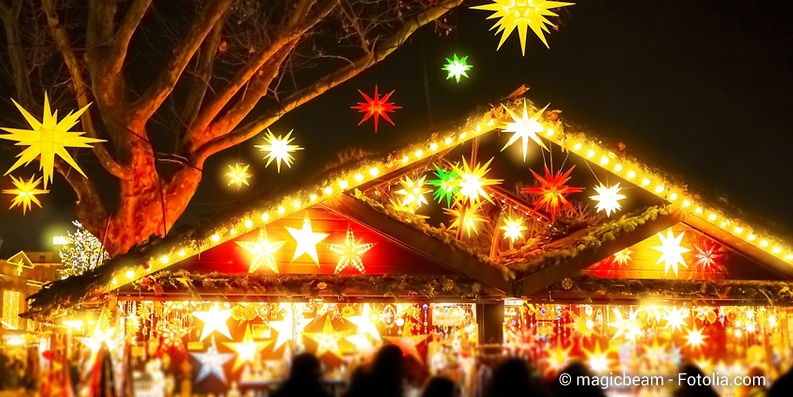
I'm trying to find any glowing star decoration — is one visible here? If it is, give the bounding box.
[522,165,583,222]
[384,335,429,363]
[224,326,270,372]
[652,230,691,276]
[286,215,329,264]
[684,326,708,350]
[236,229,286,273]
[590,183,626,217]
[608,308,642,341]
[472,0,575,54]
[694,243,721,271]
[268,306,294,351]
[191,336,234,383]
[612,248,632,267]
[545,344,573,373]
[583,342,612,373]
[351,86,401,132]
[226,163,251,188]
[445,203,487,237]
[193,304,233,341]
[663,307,689,333]
[427,165,459,207]
[644,338,669,365]
[348,304,381,342]
[255,129,302,172]
[327,226,375,274]
[501,217,526,243]
[442,54,472,82]
[566,312,596,339]
[451,157,502,205]
[395,175,430,210]
[3,175,48,214]
[501,101,549,160]
[1,94,104,188]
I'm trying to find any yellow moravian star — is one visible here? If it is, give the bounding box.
[3,175,48,214]
[1,93,104,187]
[472,0,575,55]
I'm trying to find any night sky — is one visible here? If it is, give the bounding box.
[1,0,792,256]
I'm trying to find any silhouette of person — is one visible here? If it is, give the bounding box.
[768,365,793,397]
[422,376,457,397]
[486,357,547,397]
[549,362,605,397]
[674,364,718,397]
[272,353,331,397]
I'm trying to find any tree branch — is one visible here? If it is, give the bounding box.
[41,0,129,179]
[180,15,225,127]
[55,159,108,241]
[105,0,152,76]
[0,0,34,109]
[190,0,463,165]
[131,0,233,121]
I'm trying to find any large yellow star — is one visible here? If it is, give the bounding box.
[224,326,271,372]
[501,101,549,159]
[327,226,375,274]
[193,304,233,341]
[268,306,294,352]
[395,175,430,210]
[451,157,502,205]
[472,0,575,54]
[3,175,48,214]
[237,229,286,273]
[347,304,381,341]
[286,215,328,264]
[226,163,251,189]
[663,307,689,333]
[653,230,690,276]
[256,129,302,172]
[1,93,104,187]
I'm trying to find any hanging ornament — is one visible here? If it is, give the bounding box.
[286,214,329,264]
[684,325,708,350]
[583,341,612,373]
[663,307,689,333]
[427,165,460,207]
[607,308,642,341]
[351,86,400,132]
[652,230,690,276]
[327,225,375,274]
[442,54,472,82]
[3,175,48,214]
[226,163,251,188]
[395,175,430,210]
[589,183,626,217]
[501,101,550,160]
[451,157,502,205]
[236,229,286,273]
[694,242,721,271]
[445,202,487,237]
[522,165,583,222]
[193,304,233,341]
[268,305,295,352]
[347,303,381,342]
[501,217,526,243]
[224,326,270,372]
[191,336,234,384]
[544,344,573,373]
[255,129,302,172]
[471,0,575,54]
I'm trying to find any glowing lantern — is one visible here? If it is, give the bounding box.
[286,215,329,264]
[256,129,302,172]
[445,202,487,237]
[395,175,430,210]
[193,304,233,341]
[226,163,251,188]
[589,183,626,217]
[522,165,583,222]
[328,226,375,274]
[501,101,550,160]
[427,165,460,207]
[3,175,48,214]
[452,157,502,205]
[351,86,400,132]
[472,0,575,54]
[236,229,286,273]
[501,217,526,243]
[442,53,472,82]
[653,230,690,276]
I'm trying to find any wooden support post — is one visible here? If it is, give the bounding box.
[476,301,504,346]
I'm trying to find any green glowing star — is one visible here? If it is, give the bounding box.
[442,54,472,83]
[427,165,460,207]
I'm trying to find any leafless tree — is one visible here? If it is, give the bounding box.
[0,0,461,255]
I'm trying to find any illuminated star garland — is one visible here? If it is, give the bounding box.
[327,226,375,274]
[1,93,104,187]
[472,0,575,54]
[501,100,549,160]
[351,86,400,132]
[226,163,251,188]
[3,175,48,214]
[427,165,460,207]
[236,229,286,273]
[442,53,472,82]
[590,183,626,217]
[653,230,690,276]
[522,164,583,222]
[256,129,302,172]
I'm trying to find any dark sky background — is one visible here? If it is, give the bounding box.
[1,0,792,256]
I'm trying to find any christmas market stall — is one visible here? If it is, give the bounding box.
[22,97,793,395]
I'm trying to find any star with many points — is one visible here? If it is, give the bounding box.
[653,230,690,276]
[3,175,48,214]
[501,101,550,160]
[522,164,583,222]
[351,86,400,132]
[472,0,575,54]
[442,54,473,82]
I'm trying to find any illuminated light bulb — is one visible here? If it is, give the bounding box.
[760,240,769,247]
[339,180,349,189]
[402,156,409,163]
[720,221,728,227]
[324,187,333,195]
[477,125,482,132]
[277,206,285,214]
[112,278,117,285]
[683,200,691,207]
[230,228,236,235]
[655,185,664,193]
[585,320,594,329]
[614,164,623,172]
[211,234,220,242]
[573,143,582,151]
[747,234,756,241]
[641,179,650,186]
[546,128,554,136]
[369,168,379,177]
[587,150,595,158]
[460,132,467,139]
[126,270,135,279]
[178,250,186,257]
[293,200,301,209]
[626,171,636,179]
[695,207,703,214]
[415,150,423,158]
[599,156,609,165]
[487,119,495,127]
[160,255,169,264]
[354,174,364,182]
[245,219,253,228]
[309,194,317,201]
[786,254,793,261]
[430,143,438,151]
[261,213,270,221]
[708,213,717,221]
[773,247,781,254]
[734,227,743,234]
[445,137,453,145]
[669,193,678,201]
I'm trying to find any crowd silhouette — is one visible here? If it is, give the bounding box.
[267,344,793,397]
